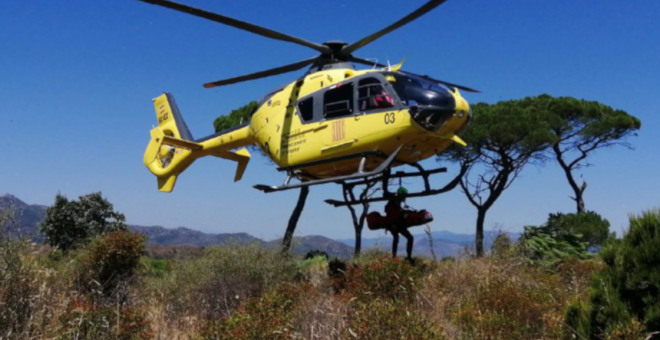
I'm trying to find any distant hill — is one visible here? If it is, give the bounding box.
[0,194,352,257]
[338,229,519,258]
[130,225,260,247]
[266,235,354,258]
[1,194,515,258]
[0,194,48,241]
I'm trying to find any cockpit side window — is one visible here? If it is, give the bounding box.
[297,97,314,122]
[323,83,354,118]
[357,77,394,112]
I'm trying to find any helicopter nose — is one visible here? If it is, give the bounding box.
[408,87,457,132]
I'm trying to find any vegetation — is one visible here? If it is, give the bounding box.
[518,224,591,267]
[77,231,146,298]
[545,211,612,249]
[213,101,258,132]
[39,192,127,251]
[438,95,639,256]
[6,203,659,340]
[1,93,647,338]
[566,209,660,339]
[438,99,555,256]
[536,95,641,212]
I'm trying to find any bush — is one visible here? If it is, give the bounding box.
[304,249,329,260]
[200,283,309,340]
[343,257,422,302]
[141,258,170,278]
[426,257,575,340]
[545,211,612,249]
[566,209,660,339]
[345,299,442,340]
[340,256,441,339]
[298,255,329,288]
[78,231,146,298]
[518,224,591,267]
[151,243,299,321]
[57,298,152,340]
[40,192,127,252]
[0,207,38,339]
[490,233,513,257]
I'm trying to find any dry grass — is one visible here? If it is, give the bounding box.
[0,234,604,340]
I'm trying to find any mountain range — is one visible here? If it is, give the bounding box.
[0,194,517,258]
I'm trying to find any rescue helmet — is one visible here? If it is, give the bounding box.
[397,187,408,196]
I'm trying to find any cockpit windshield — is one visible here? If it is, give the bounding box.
[384,72,454,108]
[383,72,456,132]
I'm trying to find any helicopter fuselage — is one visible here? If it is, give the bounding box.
[249,68,471,178]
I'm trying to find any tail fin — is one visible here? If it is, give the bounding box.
[154,92,194,142]
[143,93,254,192]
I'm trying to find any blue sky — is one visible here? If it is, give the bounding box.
[1,0,658,240]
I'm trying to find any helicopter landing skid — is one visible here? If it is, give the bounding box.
[324,162,461,207]
[253,146,404,193]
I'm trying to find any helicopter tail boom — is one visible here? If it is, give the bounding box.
[143,93,253,192]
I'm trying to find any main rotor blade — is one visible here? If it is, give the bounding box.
[342,0,450,55]
[403,71,480,93]
[203,57,319,88]
[137,0,331,54]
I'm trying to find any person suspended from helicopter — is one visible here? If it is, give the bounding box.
[384,187,415,260]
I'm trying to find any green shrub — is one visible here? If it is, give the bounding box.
[57,298,152,340]
[545,211,612,249]
[141,258,170,278]
[518,224,591,267]
[40,192,127,252]
[297,255,329,289]
[566,209,660,339]
[78,231,146,297]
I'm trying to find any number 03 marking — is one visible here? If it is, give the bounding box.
[384,112,396,124]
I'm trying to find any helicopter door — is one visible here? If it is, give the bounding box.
[320,82,356,153]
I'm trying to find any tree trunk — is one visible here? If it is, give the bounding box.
[574,188,586,213]
[281,186,309,253]
[475,208,487,257]
[353,202,370,257]
[354,224,362,256]
[560,164,587,213]
[553,144,587,213]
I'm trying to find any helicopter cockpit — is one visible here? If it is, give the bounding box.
[383,72,457,133]
[295,71,458,134]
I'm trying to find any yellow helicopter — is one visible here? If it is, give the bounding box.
[140,0,477,205]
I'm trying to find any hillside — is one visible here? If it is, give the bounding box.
[129,225,260,247]
[266,235,354,258]
[0,194,353,257]
[1,194,512,258]
[0,194,48,241]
